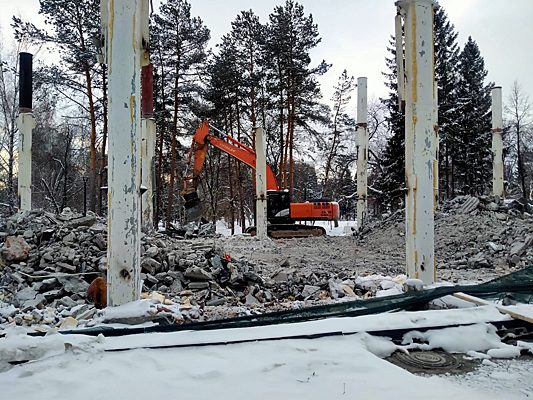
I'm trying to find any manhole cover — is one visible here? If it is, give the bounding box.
[386,350,480,375]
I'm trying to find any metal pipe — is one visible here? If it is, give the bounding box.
[17,52,34,211]
[254,127,268,239]
[491,86,504,198]
[356,77,368,230]
[105,0,143,306]
[397,0,437,285]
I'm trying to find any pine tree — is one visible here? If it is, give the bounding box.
[374,37,405,211]
[151,0,210,225]
[455,37,493,195]
[434,7,460,199]
[264,0,329,194]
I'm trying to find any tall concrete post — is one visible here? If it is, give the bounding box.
[397,0,437,285]
[254,127,268,239]
[433,80,439,208]
[141,64,156,231]
[17,52,34,211]
[491,86,504,198]
[103,0,147,306]
[356,77,368,229]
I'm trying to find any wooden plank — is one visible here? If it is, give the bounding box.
[453,292,533,324]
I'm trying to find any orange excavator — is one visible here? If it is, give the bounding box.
[183,121,340,238]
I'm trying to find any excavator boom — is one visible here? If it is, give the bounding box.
[183,121,339,236]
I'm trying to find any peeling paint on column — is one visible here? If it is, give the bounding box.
[17,113,35,211]
[491,87,504,198]
[105,0,143,306]
[255,127,268,239]
[396,0,437,285]
[356,77,368,230]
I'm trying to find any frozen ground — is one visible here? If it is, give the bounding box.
[1,306,532,399]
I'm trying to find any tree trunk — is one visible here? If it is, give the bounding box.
[83,64,98,213]
[61,129,72,210]
[277,58,285,186]
[516,122,527,198]
[235,98,246,230]
[167,66,179,228]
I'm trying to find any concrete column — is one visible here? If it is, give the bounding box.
[254,127,268,239]
[397,0,437,284]
[491,86,504,198]
[141,64,155,231]
[356,77,368,229]
[17,52,34,211]
[104,0,144,306]
[17,114,34,211]
[433,80,439,208]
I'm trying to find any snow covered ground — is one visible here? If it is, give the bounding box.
[1,305,532,399]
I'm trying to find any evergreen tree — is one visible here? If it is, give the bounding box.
[264,0,329,193]
[374,37,405,211]
[434,7,460,199]
[151,0,210,225]
[455,37,493,195]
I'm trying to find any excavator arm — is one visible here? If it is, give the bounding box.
[183,121,278,221]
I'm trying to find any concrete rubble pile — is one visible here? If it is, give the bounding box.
[359,195,533,278]
[1,194,532,330]
[0,208,370,330]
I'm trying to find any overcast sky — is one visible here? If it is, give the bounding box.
[2,0,532,107]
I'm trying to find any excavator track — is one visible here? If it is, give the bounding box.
[245,224,326,238]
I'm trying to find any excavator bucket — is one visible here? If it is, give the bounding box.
[183,191,203,222]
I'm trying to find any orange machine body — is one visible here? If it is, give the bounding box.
[290,201,340,221]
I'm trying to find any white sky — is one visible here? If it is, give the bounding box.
[2,0,532,107]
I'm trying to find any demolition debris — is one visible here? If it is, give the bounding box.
[0,195,532,330]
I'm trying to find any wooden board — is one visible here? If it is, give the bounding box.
[453,292,533,324]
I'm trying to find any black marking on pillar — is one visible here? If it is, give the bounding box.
[19,52,33,112]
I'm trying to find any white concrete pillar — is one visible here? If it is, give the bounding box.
[491,86,504,198]
[104,0,144,306]
[356,77,368,229]
[17,113,34,211]
[433,80,439,208]
[254,127,268,239]
[398,0,437,284]
[17,52,33,211]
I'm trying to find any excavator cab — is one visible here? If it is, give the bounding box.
[267,190,292,224]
